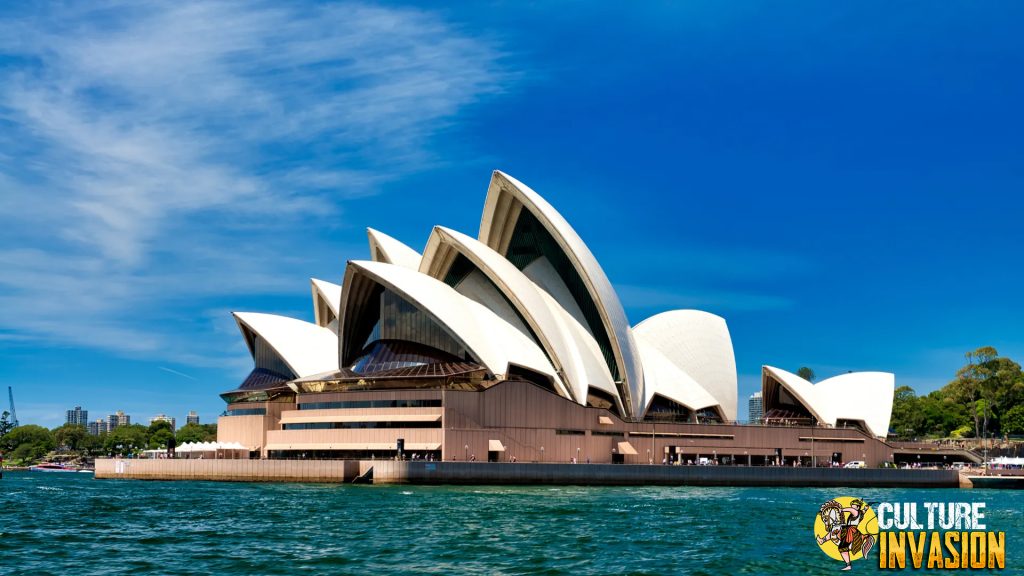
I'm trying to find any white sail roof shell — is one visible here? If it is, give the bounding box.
[232,312,339,377]
[367,228,422,270]
[311,279,341,316]
[761,366,895,437]
[341,260,558,382]
[635,335,722,417]
[479,170,645,417]
[419,225,617,406]
[310,278,341,331]
[632,310,738,421]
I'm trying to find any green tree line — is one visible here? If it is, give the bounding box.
[891,346,1024,439]
[0,415,217,466]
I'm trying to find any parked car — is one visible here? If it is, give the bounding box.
[844,461,866,469]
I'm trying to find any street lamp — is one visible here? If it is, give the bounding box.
[576,447,580,463]
[464,444,468,461]
[811,423,816,468]
[540,446,545,462]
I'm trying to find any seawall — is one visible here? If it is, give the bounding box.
[95,459,959,487]
[369,461,957,487]
[95,458,360,483]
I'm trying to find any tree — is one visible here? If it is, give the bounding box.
[796,367,816,382]
[949,347,1003,438]
[147,420,175,449]
[889,386,920,438]
[0,425,55,464]
[79,432,104,456]
[0,411,13,437]
[887,347,1022,440]
[103,424,149,456]
[52,423,89,452]
[148,428,175,450]
[176,423,215,444]
[1003,404,1024,436]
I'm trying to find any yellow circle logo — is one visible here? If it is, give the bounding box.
[814,496,879,569]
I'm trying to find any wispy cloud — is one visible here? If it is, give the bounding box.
[158,366,196,381]
[0,1,508,363]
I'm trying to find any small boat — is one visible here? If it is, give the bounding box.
[29,463,80,473]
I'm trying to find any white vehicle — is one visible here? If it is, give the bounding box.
[844,461,866,469]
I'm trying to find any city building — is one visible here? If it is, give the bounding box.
[88,419,109,436]
[218,171,899,466]
[66,406,88,426]
[108,410,131,431]
[748,391,763,424]
[150,414,176,429]
[187,411,200,426]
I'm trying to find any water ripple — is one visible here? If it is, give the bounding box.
[1,473,1022,574]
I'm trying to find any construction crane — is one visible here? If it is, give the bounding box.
[7,386,17,427]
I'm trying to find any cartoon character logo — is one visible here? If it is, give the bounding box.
[814,496,878,571]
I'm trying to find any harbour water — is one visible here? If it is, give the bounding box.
[1,472,1021,574]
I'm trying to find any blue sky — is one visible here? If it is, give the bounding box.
[1,2,1022,428]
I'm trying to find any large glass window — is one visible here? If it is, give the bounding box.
[351,340,465,374]
[254,337,296,380]
[504,210,619,381]
[282,421,441,430]
[345,285,472,368]
[299,399,442,410]
[643,395,693,423]
[223,408,267,416]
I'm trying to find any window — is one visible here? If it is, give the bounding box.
[343,283,473,367]
[283,421,441,430]
[643,395,692,423]
[224,408,266,416]
[298,399,442,410]
[504,209,619,381]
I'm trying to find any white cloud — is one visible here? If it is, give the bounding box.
[0,1,508,364]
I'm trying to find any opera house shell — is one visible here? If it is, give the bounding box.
[218,171,899,466]
[760,366,894,438]
[225,171,736,423]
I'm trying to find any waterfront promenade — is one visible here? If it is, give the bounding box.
[94,458,959,487]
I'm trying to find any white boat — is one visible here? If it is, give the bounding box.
[29,463,79,473]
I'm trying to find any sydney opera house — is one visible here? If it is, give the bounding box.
[218,171,899,466]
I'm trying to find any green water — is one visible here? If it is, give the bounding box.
[1,472,1021,574]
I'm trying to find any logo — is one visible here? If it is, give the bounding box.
[814,496,878,571]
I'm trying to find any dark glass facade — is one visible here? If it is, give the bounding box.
[643,395,693,423]
[298,399,442,410]
[282,421,442,430]
[342,280,473,367]
[503,209,619,382]
[254,337,296,380]
[351,340,463,374]
[224,407,267,416]
[442,254,546,361]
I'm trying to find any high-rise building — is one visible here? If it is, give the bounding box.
[186,411,199,426]
[748,391,763,424]
[150,414,176,429]
[108,410,131,431]
[87,419,109,435]
[66,406,88,426]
